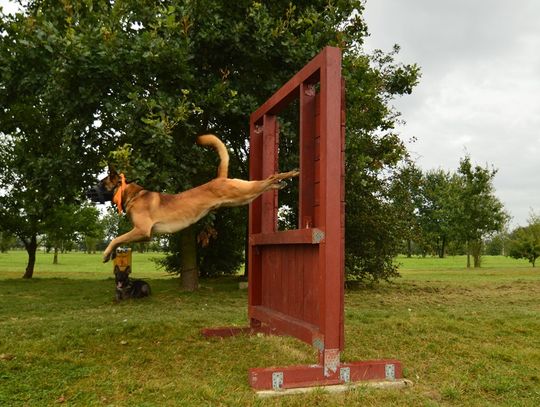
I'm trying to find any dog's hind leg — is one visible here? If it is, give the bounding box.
[223,169,300,207]
[103,227,152,263]
[263,169,300,190]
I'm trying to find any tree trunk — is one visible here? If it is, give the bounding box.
[180,226,199,291]
[473,255,481,268]
[407,239,412,258]
[53,247,59,265]
[23,234,38,279]
[466,240,471,268]
[439,236,446,259]
[471,239,482,268]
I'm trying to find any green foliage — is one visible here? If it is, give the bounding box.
[1,1,421,282]
[455,156,509,267]
[42,204,104,255]
[484,232,508,256]
[403,157,509,267]
[0,2,117,276]
[388,162,424,257]
[417,169,459,257]
[341,44,420,282]
[508,214,540,267]
[0,232,17,252]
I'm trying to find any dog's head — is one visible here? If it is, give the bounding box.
[86,165,120,204]
[114,268,130,289]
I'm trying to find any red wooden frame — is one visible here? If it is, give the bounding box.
[203,47,403,391]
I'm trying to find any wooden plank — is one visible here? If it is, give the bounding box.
[249,305,320,346]
[250,56,323,123]
[262,248,273,308]
[261,114,278,234]
[302,245,319,326]
[249,120,263,310]
[318,46,344,352]
[250,228,325,246]
[249,359,403,391]
[274,246,283,312]
[299,82,316,229]
[288,246,302,319]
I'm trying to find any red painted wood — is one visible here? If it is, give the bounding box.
[248,120,264,311]
[249,228,324,246]
[202,47,403,391]
[261,114,278,234]
[249,359,403,390]
[250,305,320,346]
[299,82,316,229]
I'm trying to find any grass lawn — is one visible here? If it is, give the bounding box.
[1,251,539,406]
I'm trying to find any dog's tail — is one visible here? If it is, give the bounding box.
[196,134,229,178]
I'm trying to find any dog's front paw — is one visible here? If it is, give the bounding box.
[103,250,117,263]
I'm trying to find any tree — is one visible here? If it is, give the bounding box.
[84,1,418,286]
[390,162,425,257]
[416,169,459,258]
[455,156,509,267]
[0,231,16,253]
[1,1,419,286]
[484,231,508,256]
[508,214,540,267]
[342,44,420,281]
[43,204,103,263]
[0,3,115,277]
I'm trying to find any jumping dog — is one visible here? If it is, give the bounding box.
[88,134,299,263]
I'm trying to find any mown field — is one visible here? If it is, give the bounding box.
[1,251,539,406]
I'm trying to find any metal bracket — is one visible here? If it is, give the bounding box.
[312,336,324,352]
[312,228,325,243]
[340,367,350,383]
[323,349,340,377]
[385,363,395,380]
[272,372,284,390]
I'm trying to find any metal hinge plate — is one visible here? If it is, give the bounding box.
[385,363,395,380]
[340,367,350,383]
[272,372,284,390]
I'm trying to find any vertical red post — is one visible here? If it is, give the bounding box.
[318,47,344,374]
[299,83,316,229]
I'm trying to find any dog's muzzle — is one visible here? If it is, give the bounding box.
[86,184,114,204]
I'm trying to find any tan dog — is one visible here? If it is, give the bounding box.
[90,135,299,263]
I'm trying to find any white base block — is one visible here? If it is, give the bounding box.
[256,379,413,398]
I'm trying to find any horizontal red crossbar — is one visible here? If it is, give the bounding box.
[249,306,321,347]
[249,359,403,390]
[249,228,325,246]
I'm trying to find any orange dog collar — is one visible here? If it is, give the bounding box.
[112,173,127,214]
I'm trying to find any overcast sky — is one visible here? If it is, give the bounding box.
[2,1,538,227]
[363,0,540,227]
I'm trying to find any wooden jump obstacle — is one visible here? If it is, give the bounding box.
[202,47,404,392]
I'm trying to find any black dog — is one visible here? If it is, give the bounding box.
[114,269,151,301]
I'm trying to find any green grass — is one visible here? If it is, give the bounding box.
[1,252,539,406]
[0,250,169,280]
[396,254,532,271]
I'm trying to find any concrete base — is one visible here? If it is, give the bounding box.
[256,379,413,398]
